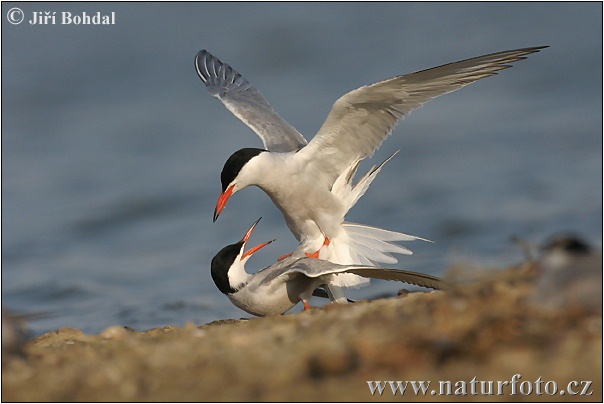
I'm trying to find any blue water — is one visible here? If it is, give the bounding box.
[2,3,602,336]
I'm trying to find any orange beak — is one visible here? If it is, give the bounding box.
[240,218,275,260]
[213,184,235,222]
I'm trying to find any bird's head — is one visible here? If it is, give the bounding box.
[214,148,266,222]
[210,218,274,294]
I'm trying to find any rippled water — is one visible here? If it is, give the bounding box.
[2,3,602,336]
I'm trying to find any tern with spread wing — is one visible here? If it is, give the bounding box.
[211,219,447,316]
[196,46,547,289]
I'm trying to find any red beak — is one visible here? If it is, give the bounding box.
[213,184,235,222]
[241,218,275,260]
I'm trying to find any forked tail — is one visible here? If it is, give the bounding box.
[325,152,431,287]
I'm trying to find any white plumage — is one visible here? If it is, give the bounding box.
[197,46,547,295]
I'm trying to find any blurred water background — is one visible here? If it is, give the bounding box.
[2,3,602,336]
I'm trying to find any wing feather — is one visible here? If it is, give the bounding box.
[284,258,448,290]
[195,50,308,152]
[297,46,547,179]
[348,267,448,290]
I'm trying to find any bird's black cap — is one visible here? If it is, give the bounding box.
[220,148,265,192]
[543,234,592,255]
[211,241,245,295]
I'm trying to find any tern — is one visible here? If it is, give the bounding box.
[196,46,546,287]
[531,234,602,311]
[211,219,447,316]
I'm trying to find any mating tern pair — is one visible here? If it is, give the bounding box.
[197,46,546,314]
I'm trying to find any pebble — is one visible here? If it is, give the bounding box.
[100,325,130,340]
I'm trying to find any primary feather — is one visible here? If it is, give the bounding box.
[296,46,548,185]
[195,50,307,152]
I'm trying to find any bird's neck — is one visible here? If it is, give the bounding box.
[227,260,252,293]
[240,152,291,191]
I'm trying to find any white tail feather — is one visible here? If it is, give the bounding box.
[348,232,413,257]
[331,151,399,212]
[343,222,432,242]
[324,152,431,283]
[348,239,399,264]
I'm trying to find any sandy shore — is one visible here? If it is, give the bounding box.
[2,262,602,402]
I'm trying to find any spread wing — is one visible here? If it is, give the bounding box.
[283,258,449,290]
[296,46,547,183]
[347,267,448,290]
[195,50,308,152]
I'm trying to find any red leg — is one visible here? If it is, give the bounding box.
[303,300,312,311]
[304,237,331,259]
[277,252,293,261]
[304,251,320,259]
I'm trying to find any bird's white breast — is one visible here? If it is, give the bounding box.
[243,152,346,243]
[227,284,297,316]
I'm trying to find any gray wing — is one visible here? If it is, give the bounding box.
[284,258,448,290]
[195,50,308,153]
[347,267,448,290]
[296,46,547,182]
[256,256,305,287]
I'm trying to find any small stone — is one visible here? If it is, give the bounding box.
[100,325,129,340]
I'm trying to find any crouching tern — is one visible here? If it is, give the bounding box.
[210,219,447,316]
[195,46,547,272]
